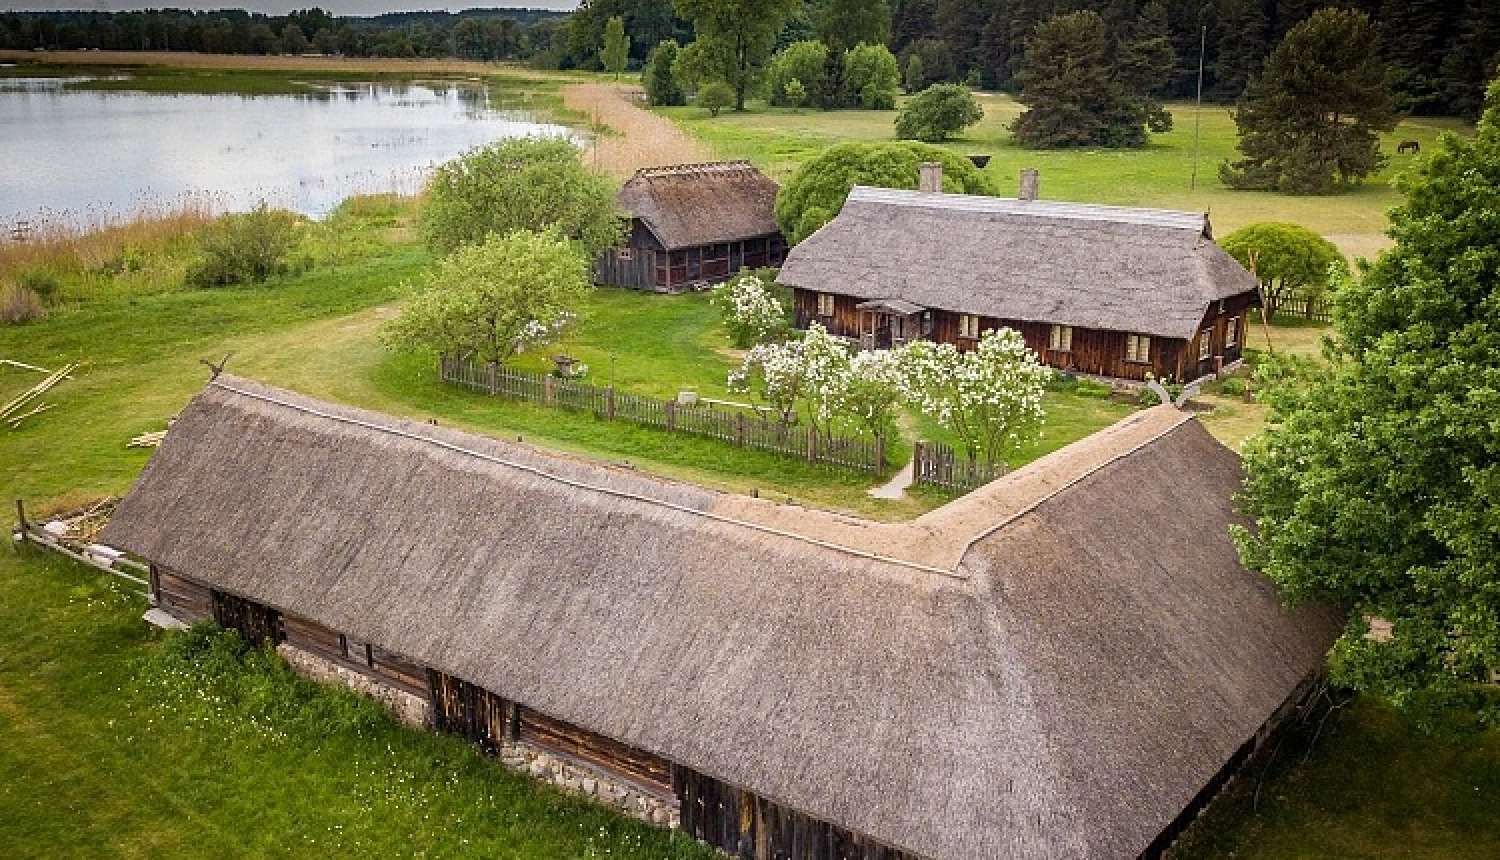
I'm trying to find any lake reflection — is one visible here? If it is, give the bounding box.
[0,77,569,228]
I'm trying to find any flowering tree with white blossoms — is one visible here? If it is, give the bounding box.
[728,323,900,443]
[896,327,1049,465]
[712,269,789,347]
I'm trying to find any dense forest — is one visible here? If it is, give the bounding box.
[0,7,570,63]
[563,0,1499,118]
[3,1,1496,117]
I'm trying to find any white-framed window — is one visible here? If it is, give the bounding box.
[817,292,835,316]
[1198,328,1213,360]
[1225,316,1239,347]
[1049,324,1072,352]
[617,247,633,261]
[1126,333,1151,363]
[958,313,980,339]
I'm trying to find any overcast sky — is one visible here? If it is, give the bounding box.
[0,1,579,15]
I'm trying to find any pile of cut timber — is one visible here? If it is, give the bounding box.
[2,361,76,428]
[128,429,168,448]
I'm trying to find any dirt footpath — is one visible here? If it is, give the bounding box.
[562,83,713,180]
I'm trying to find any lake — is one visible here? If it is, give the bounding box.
[0,74,569,232]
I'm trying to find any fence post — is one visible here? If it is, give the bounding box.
[875,435,886,472]
[807,429,817,463]
[735,412,746,447]
[543,374,554,407]
[665,399,676,431]
[606,386,616,421]
[14,499,26,541]
[913,441,925,488]
[486,361,498,396]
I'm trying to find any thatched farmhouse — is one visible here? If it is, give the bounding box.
[596,161,787,291]
[777,167,1260,383]
[102,376,1338,860]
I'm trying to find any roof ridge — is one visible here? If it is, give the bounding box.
[846,185,1209,233]
[631,159,757,180]
[206,379,963,580]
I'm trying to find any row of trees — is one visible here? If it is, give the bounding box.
[0,8,565,61]
[719,272,1051,466]
[562,0,1500,120]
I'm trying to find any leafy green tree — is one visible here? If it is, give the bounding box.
[816,0,890,55]
[601,15,630,79]
[644,39,686,105]
[843,42,900,109]
[187,202,302,288]
[381,229,591,365]
[774,141,998,244]
[675,0,801,111]
[1012,9,1166,149]
[695,78,736,115]
[901,36,954,87]
[1221,8,1398,194]
[1220,222,1347,318]
[1234,79,1500,721]
[419,137,622,258]
[765,39,827,106]
[894,82,982,142]
[902,51,924,93]
[784,77,808,109]
[672,39,722,93]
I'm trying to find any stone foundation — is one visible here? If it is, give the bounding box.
[277,643,680,829]
[277,643,431,729]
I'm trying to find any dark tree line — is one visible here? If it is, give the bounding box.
[562,0,1499,118]
[0,7,568,62]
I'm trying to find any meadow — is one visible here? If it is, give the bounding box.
[1,56,1496,860]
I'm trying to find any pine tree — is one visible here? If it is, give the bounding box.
[1211,0,1269,102]
[1221,8,1398,194]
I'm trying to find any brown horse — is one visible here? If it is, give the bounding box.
[1397,139,1421,154]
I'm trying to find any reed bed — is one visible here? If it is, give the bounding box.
[562,82,711,180]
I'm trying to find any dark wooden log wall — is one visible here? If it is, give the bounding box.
[676,766,924,860]
[152,567,214,623]
[212,590,281,646]
[520,707,673,793]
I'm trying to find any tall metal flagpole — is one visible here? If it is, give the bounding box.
[1191,24,1206,190]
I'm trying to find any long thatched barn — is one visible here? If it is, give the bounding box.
[101,377,1339,860]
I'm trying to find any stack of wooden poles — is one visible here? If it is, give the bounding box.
[1,361,76,428]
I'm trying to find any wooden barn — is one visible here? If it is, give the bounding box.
[101,377,1339,860]
[595,161,788,292]
[778,172,1260,383]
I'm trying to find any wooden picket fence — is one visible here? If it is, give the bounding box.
[440,355,885,474]
[1270,296,1333,323]
[912,440,1002,493]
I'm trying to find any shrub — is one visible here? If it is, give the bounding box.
[187,203,302,288]
[712,269,789,347]
[16,268,62,300]
[895,83,983,142]
[644,40,685,107]
[765,40,827,107]
[1219,376,1248,397]
[0,284,46,323]
[696,80,735,117]
[843,43,900,110]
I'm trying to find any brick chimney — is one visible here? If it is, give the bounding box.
[1019,168,1040,201]
[919,161,943,193]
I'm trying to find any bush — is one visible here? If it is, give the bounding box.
[843,43,900,110]
[1218,376,1248,397]
[895,83,983,142]
[712,269,789,347]
[696,80,735,117]
[0,284,46,323]
[765,40,827,107]
[16,268,61,300]
[186,203,302,288]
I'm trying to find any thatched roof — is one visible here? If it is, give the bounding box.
[103,377,1338,860]
[618,161,782,251]
[777,187,1260,341]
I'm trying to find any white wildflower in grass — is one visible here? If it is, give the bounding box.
[712,269,789,347]
[895,327,1049,465]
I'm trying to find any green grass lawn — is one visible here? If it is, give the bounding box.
[661,93,1472,262]
[0,548,716,860]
